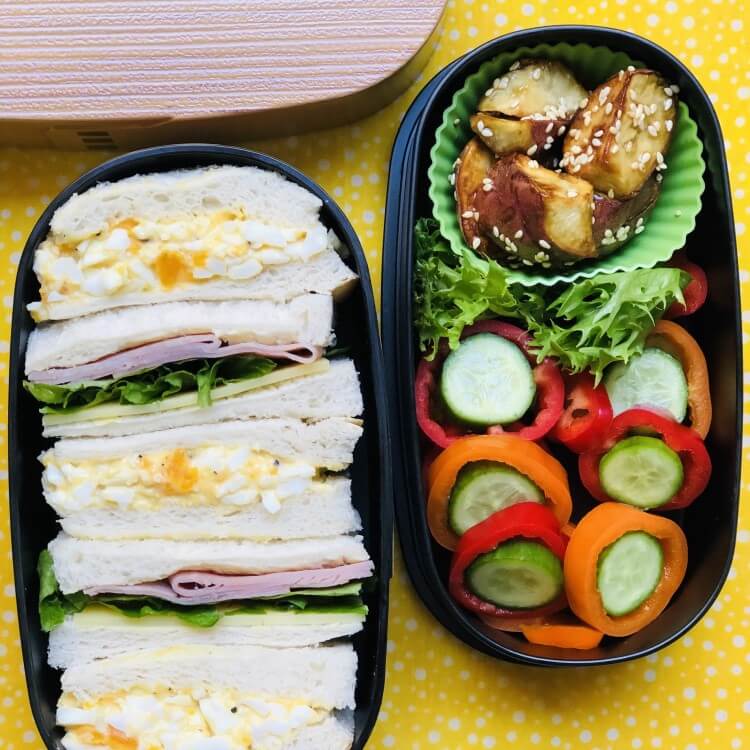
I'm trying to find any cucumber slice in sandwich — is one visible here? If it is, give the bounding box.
[604,348,688,422]
[599,435,683,508]
[449,461,544,535]
[440,333,536,426]
[597,531,664,616]
[465,539,563,609]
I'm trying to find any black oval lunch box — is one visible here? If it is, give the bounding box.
[8,144,392,749]
[381,26,741,666]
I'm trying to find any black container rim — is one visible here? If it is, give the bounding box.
[10,143,392,748]
[382,26,742,667]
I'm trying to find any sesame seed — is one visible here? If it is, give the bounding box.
[635,225,645,234]
[527,144,538,156]
[592,138,602,147]
[611,144,620,153]
[462,210,474,218]
[591,216,596,224]
[558,126,567,136]
[605,102,614,114]
[672,84,680,93]
[618,70,625,80]
[528,159,540,168]
[474,211,479,220]
[482,128,494,137]
[522,259,533,266]
[579,97,589,109]
[454,118,461,126]
[482,183,493,192]
[449,173,456,185]
[546,136,555,144]
[648,124,659,137]
[477,119,485,130]
[472,237,481,249]
[604,229,614,237]
[543,143,552,150]
[571,145,582,154]
[627,65,635,72]
[493,78,502,88]
[532,67,542,80]
[542,262,552,269]
[545,122,554,133]
[608,188,614,198]
[599,87,611,105]
[666,120,673,132]
[572,164,582,173]
[509,99,520,109]
[616,226,629,241]
[625,141,633,152]
[664,87,673,96]
[482,177,493,185]
[656,173,663,183]
[594,129,604,138]
[567,190,578,197]
[640,152,651,162]
[664,98,673,111]
[509,61,520,71]
[534,251,546,262]
[538,239,551,249]
[514,229,524,239]
[499,233,506,241]
[485,89,494,97]
[499,77,509,89]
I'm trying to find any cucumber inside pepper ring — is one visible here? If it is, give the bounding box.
[415,320,564,447]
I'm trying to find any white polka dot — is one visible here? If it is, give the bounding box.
[512,711,525,723]
[482,738,496,749]
[703,640,714,651]
[414,668,426,680]
[505,731,517,742]
[632,740,642,749]
[22,732,36,744]
[647,14,659,25]
[448,718,460,731]
[716,709,728,722]
[683,687,696,699]
[733,635,746,647]
[580,730,592,743]
[428,730,441,744]
[449,29,460,40]
[608,729,620,741]
[665,0,677,11]
[731,19,743,31]
[317,159,331,171]
[495,13,507,25]
[737,87,750,100]
[521,3,534,15]
[467,26,478,37]
[691,54,704,67]
[531,733,540,745]
[405,618,417,631]
[651,739,662,748]
[645,669,656,682]
[683,16,695,28]
[382,737,395,748]
[693,723,703,734]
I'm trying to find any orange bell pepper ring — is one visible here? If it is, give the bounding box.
[647,320,712,438]
[426,434,573,550]
[564,503,688,637]
[520,616,604,650]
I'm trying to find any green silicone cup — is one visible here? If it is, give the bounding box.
[428,43,706,287]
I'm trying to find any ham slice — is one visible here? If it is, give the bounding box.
[27,334,323,385]
[83,560,373,605]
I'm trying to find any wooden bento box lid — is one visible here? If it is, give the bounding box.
[0,0,445,149]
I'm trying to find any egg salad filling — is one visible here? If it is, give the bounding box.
[58,688,329,750]
[42,446,323,514]
[30,212,330,316]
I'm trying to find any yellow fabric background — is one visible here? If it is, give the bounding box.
[0,2,748,748]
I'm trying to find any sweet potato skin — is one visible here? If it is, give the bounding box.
[454,138,494,254]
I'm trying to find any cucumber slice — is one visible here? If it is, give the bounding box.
[597,531,664,616]
[465,539,563,609]
[440,333,536,426]
[604,348,688,422]
[448,461,544,535]
[599,436,683,508]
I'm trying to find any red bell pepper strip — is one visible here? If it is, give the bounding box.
[665,252,708,319]
[415,322,564,447]
[579,408,711,510]
[550,373,613,454]
[449,503,568,618]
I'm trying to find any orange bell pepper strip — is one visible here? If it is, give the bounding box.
[647,320,712,438]
[564,503,688,637]
[426,434,572,550]
[520,616,604,650]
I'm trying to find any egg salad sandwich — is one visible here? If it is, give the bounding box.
[40,417,363,541]
[24,294,363,439]
[27,165,357,322]
[55,643,357,750]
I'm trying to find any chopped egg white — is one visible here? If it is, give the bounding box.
[41,445,321,514]
[57,688,327,750]
[31,212,329,320]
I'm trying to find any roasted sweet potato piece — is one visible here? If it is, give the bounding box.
[470,113,569,158]
[562,68,677,199]
[454,138,494,254]
[473,154,596,268]
[478,59,588,121]
[592,177,660,249]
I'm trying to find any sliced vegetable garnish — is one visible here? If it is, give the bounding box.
[598,435,684,509]
[551,373,613,454]
[597,531,664,616]
[604,348,688,423]
[579,408,711,510]
[440,333,535,426]
[520,616,604,650]
[564,503,687,636]
[465,539,563,609]
[416,320,564,447]
[665,253,708,319]
[449,461,545,536]
[646,320,712,438]
[427,434,572,550]
[449,503,568,618]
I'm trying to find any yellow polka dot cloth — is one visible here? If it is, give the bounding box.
[0,2,748,748]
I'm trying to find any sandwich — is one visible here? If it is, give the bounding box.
[56,644,356,749]
[41,417,363,540]
[23,294,363,438]
[28,165,357,322]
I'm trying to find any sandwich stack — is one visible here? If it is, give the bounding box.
[24,165,371,750]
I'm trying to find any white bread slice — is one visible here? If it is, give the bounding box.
[26,294,334,373]
[49,533,370,593]
[43,358,363,438]
[49,166,324,245]
[58,477,360,541]
[36,248,357,321]
[48,607,365,668]
[44,417,363,469]
[60,643,357,710]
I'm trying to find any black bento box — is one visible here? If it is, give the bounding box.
[8,145,392,748]
[382,27,741,666]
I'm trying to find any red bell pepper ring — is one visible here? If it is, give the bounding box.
[414,321,565,447]
[665,252,708,319]
[579,407,712,510]
[550,373,613,454]
[449,502,569,618]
